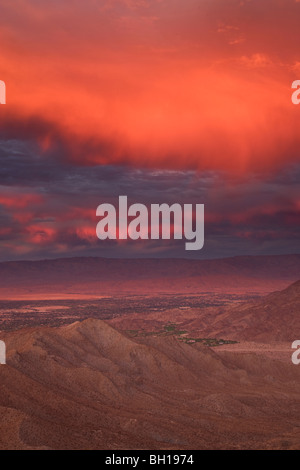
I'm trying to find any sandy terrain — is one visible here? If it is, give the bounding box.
[0,275,299,450]
[0,293,108,301]
[217,342,294,364]
[0,319,299,450]
[110,280,300,343]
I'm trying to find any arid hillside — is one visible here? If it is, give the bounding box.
[110,281,300,342]
[194,280,300,342]
[175,280,300,342]
[0,319,299,450]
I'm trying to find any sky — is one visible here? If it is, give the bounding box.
[0,0,299,260]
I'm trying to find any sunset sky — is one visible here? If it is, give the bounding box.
[0,0,299,260]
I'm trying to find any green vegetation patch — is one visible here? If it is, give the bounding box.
[125,322,238,347]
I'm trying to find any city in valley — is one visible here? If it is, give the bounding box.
[0,256,299,450]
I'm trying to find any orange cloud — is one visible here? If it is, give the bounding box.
[0,192,44,209]
[26,224,56,245]
[0,0,299,174]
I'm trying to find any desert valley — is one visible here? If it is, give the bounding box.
[0,254,299,450]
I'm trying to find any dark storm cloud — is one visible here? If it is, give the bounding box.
[0,137,212,199]
[0,132,299,261]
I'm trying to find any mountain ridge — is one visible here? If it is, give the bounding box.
[0,318,299,449]
[0,254,299,297]
[109,280,300,342]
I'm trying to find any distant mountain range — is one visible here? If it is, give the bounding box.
[0,254,299,298]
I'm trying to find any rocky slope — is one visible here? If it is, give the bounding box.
[0,319,299,449]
